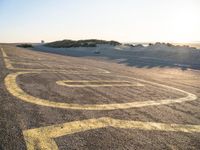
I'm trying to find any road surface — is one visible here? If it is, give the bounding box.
[0,44,200,150]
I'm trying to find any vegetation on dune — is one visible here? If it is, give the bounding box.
[45,39,121,48]
[126,42,197,50]
[17,44,33,48]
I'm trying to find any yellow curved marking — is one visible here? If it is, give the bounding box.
[56,80,144,87]
[23,117,200,150]
[5,71,197,110]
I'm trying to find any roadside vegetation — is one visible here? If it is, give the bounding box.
[45,39,121,48]
[17,44,33,48]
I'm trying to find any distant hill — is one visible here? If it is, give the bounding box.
[45,39,121,48]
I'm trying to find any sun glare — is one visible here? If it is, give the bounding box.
[169,1,199,43]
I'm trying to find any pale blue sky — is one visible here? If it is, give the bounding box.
[0,0,199,43]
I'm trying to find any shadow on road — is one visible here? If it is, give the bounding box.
[31,45,200,71]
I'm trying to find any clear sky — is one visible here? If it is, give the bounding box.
[0,0,200,43]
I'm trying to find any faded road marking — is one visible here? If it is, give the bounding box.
[96,68,110,73]
[3,58,110,73]
[5,71,197,110]
[1,48,8,57]
[10,61,40,65]
[4,58,14,69]
[56,80,144,87]
[23,117,200,150]
[1,48,110,74]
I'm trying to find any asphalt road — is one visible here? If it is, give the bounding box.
[0,44,200,150]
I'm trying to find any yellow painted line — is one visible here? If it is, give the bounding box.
[3,59,110,73]
[1,48,15,69]
[4,71,197,110]
[1,47,111,74]
[10,61,40,65]
[0,50,117,73]
[4,58,110,73]
[6,67,110,74]
[4,58,14,69]
[56,80,144,87]
[23,117,200,150]
[1,48,8,57]
[96,68,110,73]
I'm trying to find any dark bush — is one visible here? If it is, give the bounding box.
[149,43,153,46]
[135,44,144,47]
[17,44,33,48]
[45,39,121,48]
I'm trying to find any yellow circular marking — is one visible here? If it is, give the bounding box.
[5,71,197,110]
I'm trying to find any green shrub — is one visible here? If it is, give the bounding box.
[17,44,33,48]
[45,39,121,48]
